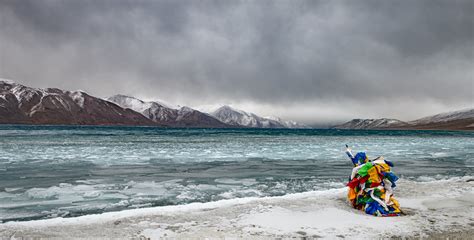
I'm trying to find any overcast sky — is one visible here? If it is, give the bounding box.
[0,0,472,124]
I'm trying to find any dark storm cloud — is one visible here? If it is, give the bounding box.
[0,0,472,123]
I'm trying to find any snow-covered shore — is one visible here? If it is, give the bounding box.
[1,177,473,239]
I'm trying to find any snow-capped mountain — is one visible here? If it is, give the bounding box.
[0,79,153,125]
[410,108,474,125]
[107,95,229,128]
[0,79,308,128]
[3,78,470,130]
[264,116,309,129]
[334,108,474,130]
[334,118,408,129]
[407,108,474,130]
[210,105,307,128]
[107,95,177,122]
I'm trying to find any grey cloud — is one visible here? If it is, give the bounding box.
[0,0,472,123]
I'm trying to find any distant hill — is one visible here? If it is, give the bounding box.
[334,118,408,129]
[334,109,474,130]
[405,108,474,130]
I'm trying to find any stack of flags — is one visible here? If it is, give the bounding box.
[345,146,402,217]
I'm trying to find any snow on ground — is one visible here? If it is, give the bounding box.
[1,177,473,239]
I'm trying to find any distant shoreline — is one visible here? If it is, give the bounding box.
[0,123,473,131]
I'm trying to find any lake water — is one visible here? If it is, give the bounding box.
[0,125,472,222]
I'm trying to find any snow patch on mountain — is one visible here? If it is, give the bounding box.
[410,108,474,124]
[107,95,153,113]
[107,95,172,122]
[264,116,309,129]
[10,84,44,102]
[178,106,194,114]
[0,78,16,85]
[69,91,85,108]
[153,99,177,110]
[334,118,407,129]
[210,105,307,128]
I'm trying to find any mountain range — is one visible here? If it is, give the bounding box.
[1,79,471,130]
[334,109,474,130]
[0,79,305,128]
[106,95,229,128]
